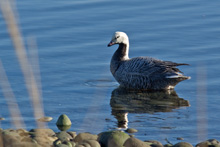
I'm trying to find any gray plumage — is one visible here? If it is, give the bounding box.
[108,32,190,90]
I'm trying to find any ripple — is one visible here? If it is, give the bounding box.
[85,79,118,87]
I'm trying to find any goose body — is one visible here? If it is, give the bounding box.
[108,31,190,90]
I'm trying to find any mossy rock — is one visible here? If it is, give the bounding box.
[124,137,150,147]
[56,114,72,126]
[98,130,130,147]
[56,114,72,131]
[173,142,193,147]
[74,132,98,143]
[196,139,220,147]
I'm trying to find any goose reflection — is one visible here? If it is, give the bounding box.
[110,87,190,128]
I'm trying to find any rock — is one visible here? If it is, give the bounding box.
[37,116,53,122]
[56,114,72,131]
[164,144,173,147]
[173,142,193,147]
[0,117,5,120]
[56,131,73,142]
[144,140,163,147]
[74,132,98,143]
[67,131,77,139]
[56,144,70,147]
[124,137,151,147]
[76,145,86,147]
[196,139,220,147]
[125,128,138,133]
[83,140,101,147]
[80,142,91,147]
[0,129,39,147]
[54,139,74,147]
[63,140,74,147]
[70,141,76,147]
[98,130,130,147]
[56,114,72,126]
[29,128,57,146]
[57,125,72,131]
[177,137,184,140]
[29,128,55,137]
[54,139,62,146]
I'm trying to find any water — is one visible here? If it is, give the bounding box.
[0,0,220,145]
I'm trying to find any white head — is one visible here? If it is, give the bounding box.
[107,31,129,47]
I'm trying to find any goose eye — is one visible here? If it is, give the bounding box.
[115,36,120,39]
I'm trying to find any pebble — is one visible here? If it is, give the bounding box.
[37,116,53,122]
[56,131,73,142]
[125,128,138,133]
[0,117,5,120]
[67,131,77,139]
[144,140,163,147]
[82,140,101,147]
[177,137,184,140]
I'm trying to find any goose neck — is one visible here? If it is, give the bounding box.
[114,43,129,61]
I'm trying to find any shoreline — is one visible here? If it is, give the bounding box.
[0,128,219,147]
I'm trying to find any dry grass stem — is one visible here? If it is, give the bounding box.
[0,0,45,128]
[0,61,25,128]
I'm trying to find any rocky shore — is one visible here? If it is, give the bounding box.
[0,128,220,147]
[0,115,219,147]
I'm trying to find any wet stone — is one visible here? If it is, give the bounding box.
[74,132,98,143]
[125,128,138,133]
[80,142,91,147]
[56,131,73,142]
[56,114,72,131]
[56,114,72,126]
[98,130,130,147]
[196,139,220,147]
[37,116,53,122]
[29,129,57,146]
[57,125,71,131]
[124,137,151,147]
[54,139,62,146]
[144,140,163,147]
[173,142,193,147]
[67,131,77,139]
[0,129,38,147]
[29,128,55,137]
[82,140,101,147]
[63,140,73,147]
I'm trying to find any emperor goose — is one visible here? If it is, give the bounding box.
[107,31,190,90]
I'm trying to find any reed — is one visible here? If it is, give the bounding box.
[0,0,45,128]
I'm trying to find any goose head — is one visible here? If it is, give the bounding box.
[108,31,129,47]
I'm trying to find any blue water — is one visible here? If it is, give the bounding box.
[0,0,220,145]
